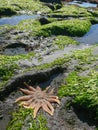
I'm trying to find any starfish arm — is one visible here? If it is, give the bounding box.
[19,101,31,108]
[47,98,60,104]
[19,101,26,106]
[19,88,34,95]
[23,105,30,108]
[33,103,41,118]
[49,88,54,95]
[43,86,51,92]
[21,98,34,107]
[24,82,36,91]
[28,101,37,109]
[20,101,28,106]
[15,95,31,103]
[25,98,34,105]
[45,100,54,114]
[48,95,59,99]
[36,86,42,91]
[42,103,53,116]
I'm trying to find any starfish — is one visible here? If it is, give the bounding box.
[15,82,60,118]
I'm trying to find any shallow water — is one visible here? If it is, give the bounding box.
[68,0,97,7]
[75,24,98,44]
[0,14,40,26]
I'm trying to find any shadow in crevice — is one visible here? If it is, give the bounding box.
[73,105,98,128]
[2,43,29,55]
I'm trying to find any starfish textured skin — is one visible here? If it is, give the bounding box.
[15,82,60,118]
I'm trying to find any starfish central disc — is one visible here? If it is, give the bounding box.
[34,91,46,99]
[15,82,60,118]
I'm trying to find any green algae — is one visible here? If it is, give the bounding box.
[23,46,97,73]
[34,19,91,37]
[1,18,91,37]
[0,44,97,91]
[0,0,51,16]
[0,52,35,89]
[71,48,93,64]
[58,70,98,120]
[15,19,41,33]
[0,45,96,88]
[88,8,98,17]
[53,35,79,49]
[14,18,91,37]
[7,107,48,130]
[48,5,92,17]
[57,47,98,121]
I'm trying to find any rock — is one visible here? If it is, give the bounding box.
[40,0,61,4]
[39,17,50,25]
[46,97,96,130]
[44,3,55,10]
[0,110,3,119]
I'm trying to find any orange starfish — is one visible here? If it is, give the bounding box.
[15,82,60,118]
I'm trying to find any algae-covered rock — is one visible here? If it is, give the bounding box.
[53,35,79,49]
[48,5,92,18]
[0,0,52,16]
[6,107,48,130]
[88,8,98,17]
[58,47,98,121]
[0,52,35,90]
[35,19,91,37]
[58,70,98,121]
[4,18,91,37]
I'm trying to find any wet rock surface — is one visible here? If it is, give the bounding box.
[46,97,96,130]
[0,32,58,56]
[0,95,17,130]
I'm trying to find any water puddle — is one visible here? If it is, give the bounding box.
[68,0,97,7]
[0,14,40,26]
[74,24,98,44]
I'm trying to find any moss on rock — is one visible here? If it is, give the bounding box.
[88,8,98,17]
[35,19,91,37]
[53,35,79,49]
[58,70,98,120]
[7,107,48,130]
[0,52,35,89]
[48,5,92,18]
[0,0,52,16]
[3,18,91,37]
